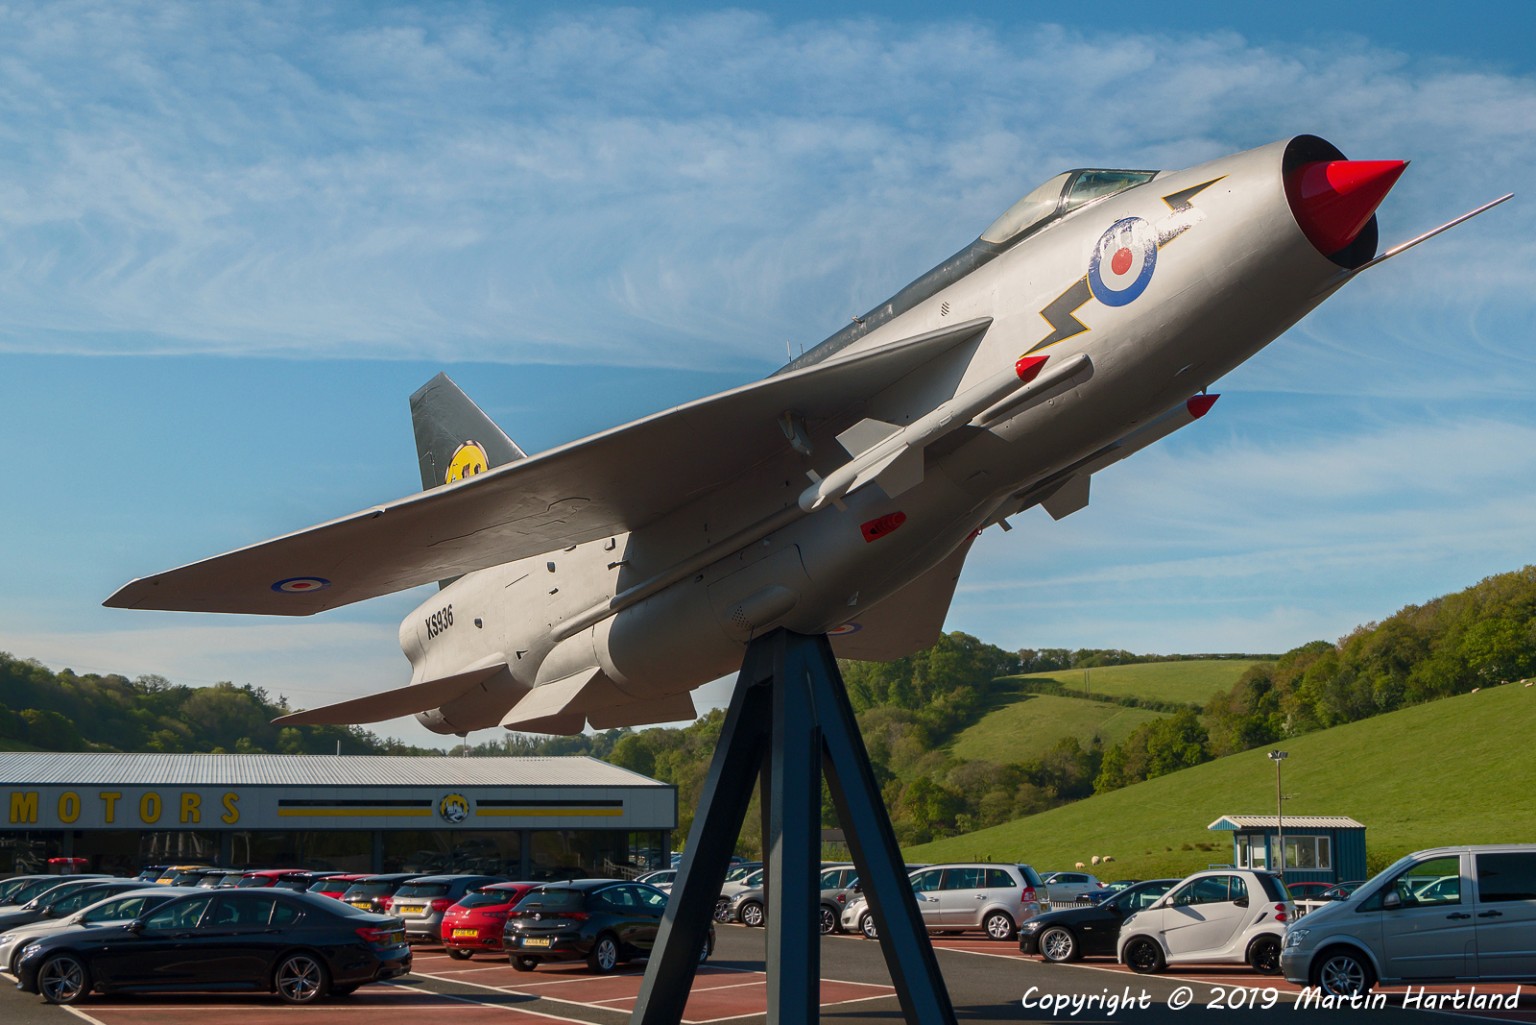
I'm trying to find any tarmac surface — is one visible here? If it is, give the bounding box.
[2,923,1530,1025]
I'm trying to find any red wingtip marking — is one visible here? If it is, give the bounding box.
[1186,394,1219,419]
[1015,354,1049,382]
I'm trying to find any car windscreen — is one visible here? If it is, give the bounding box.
[458,889,516,908]
[344,881,401,897]
[394,882,452,898]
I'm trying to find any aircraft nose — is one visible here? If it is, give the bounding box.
[1286,159,1407,256]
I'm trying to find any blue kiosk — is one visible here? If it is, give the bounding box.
[1207,815,1368,888]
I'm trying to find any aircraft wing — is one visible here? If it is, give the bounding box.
[829,533,976,661]
[105,318,992,615]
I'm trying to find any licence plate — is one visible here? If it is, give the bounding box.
[523,937,551,948]
[396,904,424,916]
[350,901,373,911]
[451,929,477,939]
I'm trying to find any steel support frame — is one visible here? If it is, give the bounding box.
[632,628,956,1025]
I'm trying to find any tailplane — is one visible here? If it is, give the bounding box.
[410,372,526,491]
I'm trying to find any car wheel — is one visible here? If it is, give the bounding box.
[511,955,539,972]
[1313,947,1375,996]
[588,933,620,974]
[740,901,765,928]
[713,897,731,922]
[860,913,879,940]
[37,953,91,1005]
[1125,938,1165,974]
[446,947,474,960]
[273,952,330,1004]
[1039,925,1079,963]
[983,911,1016,941]
[1247,935,1282,975]
[819,905,837,935]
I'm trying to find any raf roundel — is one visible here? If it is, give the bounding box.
[271,577,331,594]
[1088,216,1158,307]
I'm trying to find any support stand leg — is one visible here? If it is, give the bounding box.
[631,629,956,1025]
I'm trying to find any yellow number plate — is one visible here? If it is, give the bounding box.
[451,929,477,939]
[523,937,551,948]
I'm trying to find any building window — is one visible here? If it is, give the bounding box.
[1234,833,1267,869]
[1273,834,1332,871]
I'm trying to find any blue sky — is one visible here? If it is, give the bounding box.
[1,2,1532,747]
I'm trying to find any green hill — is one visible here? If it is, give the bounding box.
[948,659,1265,763]
[1011,659,1267,705]
[909,679,1536,879]
[949,694,1166,763]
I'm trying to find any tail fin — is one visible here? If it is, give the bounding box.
[409,372,526,492]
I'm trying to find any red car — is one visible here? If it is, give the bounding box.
[442,882,542,960]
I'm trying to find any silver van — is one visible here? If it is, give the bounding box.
[1281,844,1536,995]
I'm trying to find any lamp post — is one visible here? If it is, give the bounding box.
[1268,750,1288,877]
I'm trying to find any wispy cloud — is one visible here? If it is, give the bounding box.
[0,4,1527,371]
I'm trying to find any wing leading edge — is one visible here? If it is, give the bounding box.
[105,318,992,616]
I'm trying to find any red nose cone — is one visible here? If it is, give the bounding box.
[1286,159,1406,255]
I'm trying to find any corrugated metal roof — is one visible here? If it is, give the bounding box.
[0,753,665,788]
[1208,815,1366,830]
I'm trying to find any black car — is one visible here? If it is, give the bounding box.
[338,872,423,914]
[15,889,410,1005]
[1018,878,1179,962]
[503,879,713,974]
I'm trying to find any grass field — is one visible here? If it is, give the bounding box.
[909,679,1536,880]
[948,693,1167,763]
[1006,659,1268,707]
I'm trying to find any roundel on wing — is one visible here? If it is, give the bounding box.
[445,441,489,484]
[1088,216,1158,307]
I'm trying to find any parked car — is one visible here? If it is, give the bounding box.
[1,876,110,909]
[389,874,508,943]
[1019,879,1178,962]
[503,879,713,974]
[1282,881,1333,901]
[0,887,200,975]
[818,864,860,934]
[338,872,423,914]
[1042,871,1105,906]
[636,868,677,893]
[842,863,1044,941]
[714,867,765,921]
[194,870,246,888]
[235,869,318,891]
[306,873,369,899]
[15,889,410,1005]
[441,881,541,959]
[1117,869,1291,974]
[1281,844,1536,997]
[0,879,144,938]
[1317,880,1365,901]
[0,877,126,934]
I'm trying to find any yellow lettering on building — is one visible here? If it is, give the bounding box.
[140,792,162,824]
[9,791,38,824]
[179,792,201,824]
[220,792,240,824]
[58,791,80,824]
[100,792,121,824]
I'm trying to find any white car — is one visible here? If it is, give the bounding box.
[1117,869,1291,974]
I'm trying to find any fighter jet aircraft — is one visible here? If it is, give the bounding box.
[105,135,1508,736]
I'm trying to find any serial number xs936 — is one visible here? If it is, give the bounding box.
[425,604,454,638]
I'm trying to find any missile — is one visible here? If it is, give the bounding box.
[1004,393,1220,523]
[798,351,1093,513]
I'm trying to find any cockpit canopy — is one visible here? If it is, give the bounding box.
[981,168,1159,245]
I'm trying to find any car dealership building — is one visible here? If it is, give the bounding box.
[0,753,675,879]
